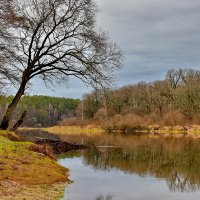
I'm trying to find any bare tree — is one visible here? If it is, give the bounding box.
[0,67,18,93]
[96,194,113,200]
[0,0,20,92]
[0,0,122,130]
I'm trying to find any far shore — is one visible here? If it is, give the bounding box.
[19,124,200,139]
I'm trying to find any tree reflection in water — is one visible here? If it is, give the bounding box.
[58,134,200,193]
[95,194,113,200]
[78,137,200,192]
[168,171,200,192]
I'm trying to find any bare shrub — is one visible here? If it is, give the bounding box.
[162,110,189,126]
[59,117,80,126]
[106,114,144,130]
[94,108,107,121]
[103,109,191,130]
[143,110,162,126]
[192,114,200,124]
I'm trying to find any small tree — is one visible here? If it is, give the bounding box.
[0,0,122,130]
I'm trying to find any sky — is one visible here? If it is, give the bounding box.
[29,0,200,98]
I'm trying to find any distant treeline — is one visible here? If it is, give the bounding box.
[0,95,79,127]
[2,68,200,128]
[81,68,200,127]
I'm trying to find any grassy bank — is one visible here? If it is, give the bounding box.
[0,130,69,200]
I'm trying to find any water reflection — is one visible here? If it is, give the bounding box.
[96,194,113,200]
[85,145,200,192]
[59,136,200,193]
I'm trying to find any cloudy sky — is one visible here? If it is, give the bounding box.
[29,0,200,98]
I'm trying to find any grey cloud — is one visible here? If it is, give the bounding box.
[95,0,200,89]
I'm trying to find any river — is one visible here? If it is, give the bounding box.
[57,134,200,200]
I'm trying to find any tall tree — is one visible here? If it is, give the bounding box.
[0,0,122,130]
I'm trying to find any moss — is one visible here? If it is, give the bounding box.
[0,130,19,141]
[0,130,69,199]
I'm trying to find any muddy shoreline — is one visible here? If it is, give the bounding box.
[16,129,89,154]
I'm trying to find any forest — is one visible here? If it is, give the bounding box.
[0,95,79,127]
[80,68,200,128]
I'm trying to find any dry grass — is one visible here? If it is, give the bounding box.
[42,125,104,136]
[0,181,67,200]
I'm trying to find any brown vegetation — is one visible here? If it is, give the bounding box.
[65,68,200,132]
[29,144,56,160]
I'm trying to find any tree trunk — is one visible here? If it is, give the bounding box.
[10,111,27,131]
[0,70,29,130]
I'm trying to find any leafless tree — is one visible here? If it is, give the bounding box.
[0,0,20,92]
[0,0,122,130]
[96,194,113,200]
[0,67,18,92]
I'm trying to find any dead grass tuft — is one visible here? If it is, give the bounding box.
[29,144,55,160]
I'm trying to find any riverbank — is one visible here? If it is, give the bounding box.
[40,124,200,138]
[106,124,200,138]
[0,130,69,200]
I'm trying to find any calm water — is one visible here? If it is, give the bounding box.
[58,134,200,200]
